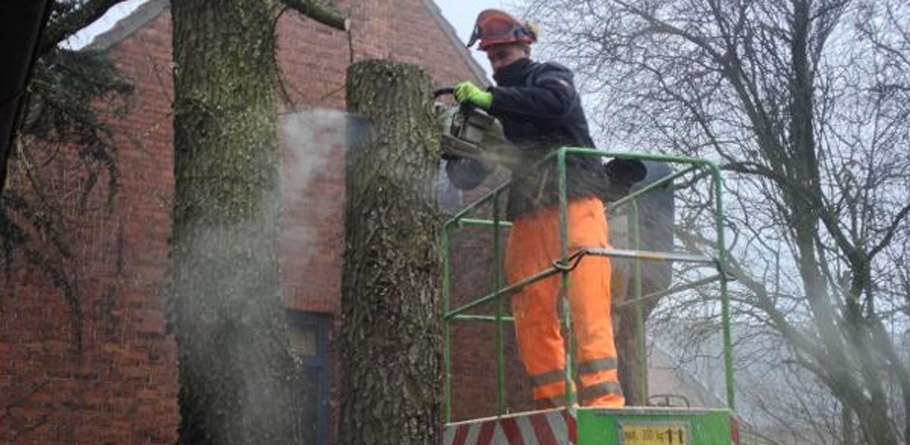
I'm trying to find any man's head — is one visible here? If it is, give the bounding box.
[466,9,538,71]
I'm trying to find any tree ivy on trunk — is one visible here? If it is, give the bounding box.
[169,1,305,443]
[339,60,443,445]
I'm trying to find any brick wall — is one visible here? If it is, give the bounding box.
[0,10,178,443]
[1,1,529,443]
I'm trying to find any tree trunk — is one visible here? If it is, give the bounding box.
[169,1,305,443]
[610,203,672,407]
[615,305,646,406]
[339,60,442,445]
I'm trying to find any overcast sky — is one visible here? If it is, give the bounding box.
[67,0,519,79]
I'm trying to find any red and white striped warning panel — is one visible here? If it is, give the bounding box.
[444,408,577,445]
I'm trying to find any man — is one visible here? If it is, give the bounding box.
[447,9,625,408]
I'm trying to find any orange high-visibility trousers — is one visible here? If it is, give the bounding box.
[505,197,625,408]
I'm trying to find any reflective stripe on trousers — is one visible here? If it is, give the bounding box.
[506,197,625,407]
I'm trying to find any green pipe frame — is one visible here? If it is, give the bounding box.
[442,149,735,423]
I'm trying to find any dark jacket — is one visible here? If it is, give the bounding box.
[446,58,609,219]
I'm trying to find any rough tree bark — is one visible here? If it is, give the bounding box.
[169,1,303,443]
[339,60,443,445]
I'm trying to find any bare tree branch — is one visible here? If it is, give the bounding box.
[279,0,348,31]
[870,203,910,258]
[40,0,127,55]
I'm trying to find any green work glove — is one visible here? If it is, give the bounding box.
[454,81,493,110]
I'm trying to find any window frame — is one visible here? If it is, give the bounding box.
[287,311,331,445]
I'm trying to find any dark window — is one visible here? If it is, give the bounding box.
[287,311,331,445]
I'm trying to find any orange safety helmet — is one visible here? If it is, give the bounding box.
[466,9,538,51]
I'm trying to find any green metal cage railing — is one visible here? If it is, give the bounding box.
[441,148,734,423]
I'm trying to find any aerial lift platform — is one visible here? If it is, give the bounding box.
[441,149,740,445]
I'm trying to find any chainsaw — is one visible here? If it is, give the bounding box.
[434,88,523,169]
[432,88,654,203]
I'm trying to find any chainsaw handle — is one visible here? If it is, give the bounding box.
[434,87,455,98]
[435,87,477,115]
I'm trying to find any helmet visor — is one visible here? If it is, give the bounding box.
[467,10,531,49]
[477,16,518,41]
